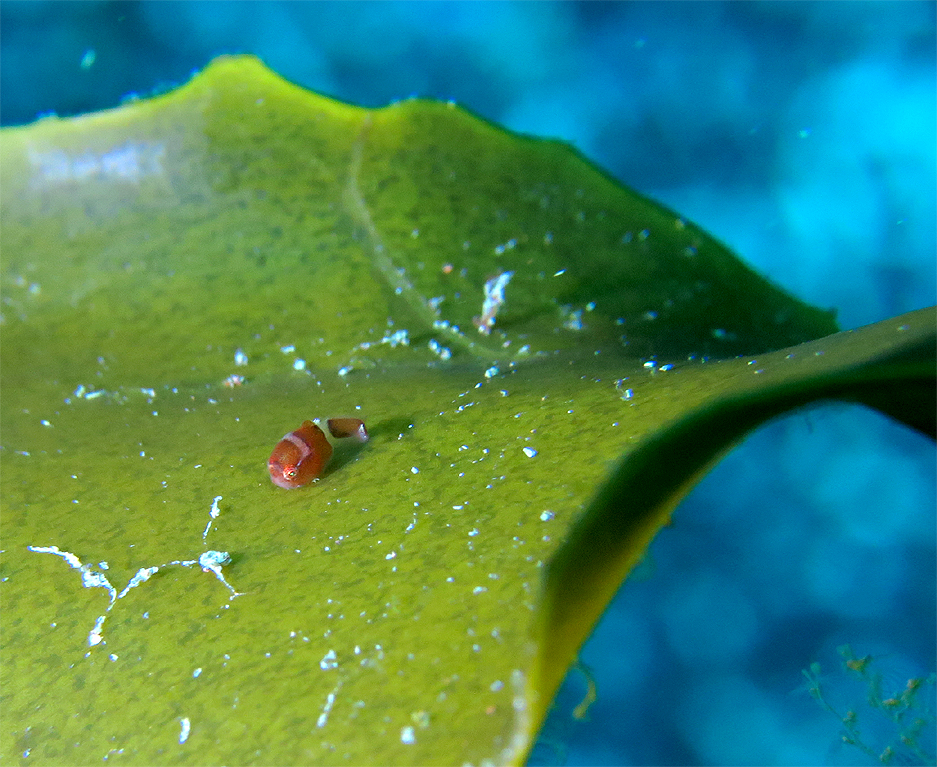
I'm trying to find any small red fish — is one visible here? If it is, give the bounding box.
[267,420,333,489]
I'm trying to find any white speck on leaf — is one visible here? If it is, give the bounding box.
[320,649,338,670]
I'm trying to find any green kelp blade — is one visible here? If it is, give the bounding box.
[0,55,837,394]
[2,55,923,767]
[529,307,936,741]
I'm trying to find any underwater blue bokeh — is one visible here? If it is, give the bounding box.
[2,3,934,764]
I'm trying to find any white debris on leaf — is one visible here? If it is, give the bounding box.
[381,329,410,348]
[196,551,242,598]
[28,546,117,605]
[88,614,108,647]
[28,546,117,646]
[70,384,117,402]
[317,681,342,728]
[427,338,452,361]
[473,271,513,335]
[28,538,242,648]
[178,717,191,744]
[115,566,160,600]
[202,495,222,543]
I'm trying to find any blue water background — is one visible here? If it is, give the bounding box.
[2,3,934,764]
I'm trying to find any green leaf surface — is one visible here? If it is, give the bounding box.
[1,56,931,765]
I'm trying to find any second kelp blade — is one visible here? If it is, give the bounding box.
[1,55,848,765]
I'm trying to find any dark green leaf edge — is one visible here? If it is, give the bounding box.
[519,306,936,754]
